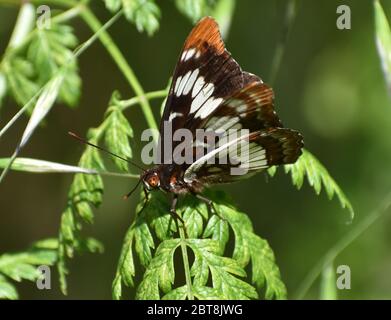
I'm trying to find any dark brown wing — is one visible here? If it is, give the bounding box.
[158,17,245,163]
[183,128,303,185]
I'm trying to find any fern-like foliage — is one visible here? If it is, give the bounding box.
[113,191,287,300]
[57,93,132,294]
[268,149,354,219]
[0,21,80,109]
[103,0,217,35]
[0,239,57,300]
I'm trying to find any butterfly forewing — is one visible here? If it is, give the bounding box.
[159,17,246,158]
[157,16,303,189]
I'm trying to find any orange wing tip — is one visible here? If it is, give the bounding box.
[184,16,225,55]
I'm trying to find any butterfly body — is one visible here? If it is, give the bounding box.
[142,164,203,194]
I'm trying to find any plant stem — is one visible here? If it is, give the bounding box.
[79,7,159,138]
[269,0,298,85]
[295,191,391,299]
[119,89,167,111]
[178,213,194,300]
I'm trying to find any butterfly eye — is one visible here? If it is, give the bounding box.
[148,175,159,188]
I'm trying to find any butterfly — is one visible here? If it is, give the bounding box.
[139,17,303,220]
[70,16,303,225]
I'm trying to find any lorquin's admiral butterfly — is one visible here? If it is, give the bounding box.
[71,17,303,226]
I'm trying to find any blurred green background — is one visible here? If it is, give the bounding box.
[1,0,391,299]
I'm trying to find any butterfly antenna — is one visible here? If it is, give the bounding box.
[68,131,146,172]
[123,179,142,200]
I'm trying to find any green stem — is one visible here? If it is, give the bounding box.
[269,0,298,85]
[295,191,391,299]
[177,213,194,300]
[119,89,167,111]
[79,6,159,138]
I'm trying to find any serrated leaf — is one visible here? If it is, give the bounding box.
[112,226,136,299]
[32,238,59,250]
[58,134,106,295]
[136,239,180,299]
[27,24,81,106]
[245,232,287,300]
[112,275,123,300]
[188,239,258,300]
[374,0,391,95]
[203,214,229,255]
[69,143,105,207]
[60,207,75,243]
[134,219,155,267]
[3,57,39,108]
[104,106,133,172]
[216,204,251,266]
[145,192,176,240]
[267,166,277,177]
[192,286,226,300]
[0,277,18,300]
[270,149,354,219]
[162,285,188,300]
[0,240,57,299]
[183,207,203,238]
[211,193,286,300]
[104,0,161,36]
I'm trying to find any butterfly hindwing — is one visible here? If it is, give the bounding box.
[184,128,303,185]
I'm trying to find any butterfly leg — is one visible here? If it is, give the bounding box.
[135,187,150,218]
[170,194,188,237]
[195,193,225,221]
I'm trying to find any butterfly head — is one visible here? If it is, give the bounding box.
[142,168,161,191]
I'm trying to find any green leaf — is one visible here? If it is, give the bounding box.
[374,0,391,94]
[0,240,57,299]
[162,285,188,300]
[0,276,18,300]
[69,142,105,208]
[57,133,106,294]
[192,286,226,300]
[188,239,258,300]
[134,218,155,267]
[3,57,39,108]
[136,239,180,299]
[104,105,133,172]
[245,232,287,300]
[2,22,80,109]
[145,192,176,240]
[104,0,161,36]
[212,195,287,299]
[203,214,229,255]
[112,225,136,300]
[27,24,81,106]
[271,149,354,220]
